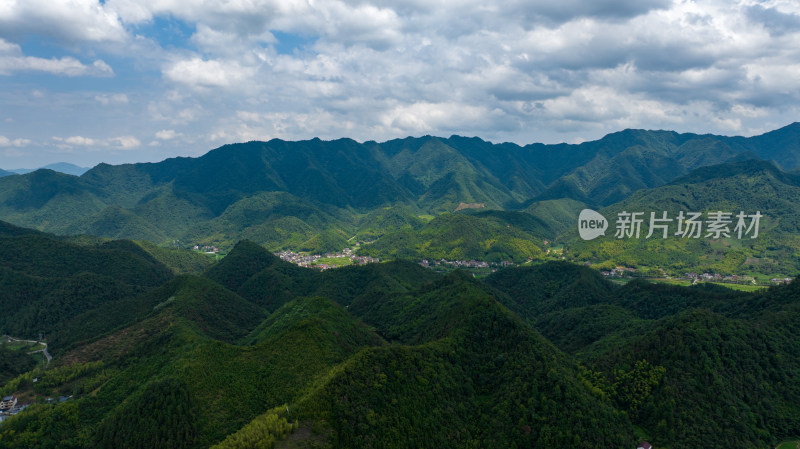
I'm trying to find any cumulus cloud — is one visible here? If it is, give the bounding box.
[0,0,126,43]
[155,129,181,140]
[54,136,98,146]
[0,56,113,77]
[52,135,140,150]
[0,39,113,76]
[6,0,800,167]
[0,136,31,147]
[163,57,255,88]
[109,136,141,149]
[745,3,800,35]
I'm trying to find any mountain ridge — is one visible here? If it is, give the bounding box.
[2,124,800,264]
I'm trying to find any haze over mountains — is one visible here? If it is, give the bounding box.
[0,163,90,178]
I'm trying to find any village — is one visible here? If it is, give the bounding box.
[599,266,793,286]
[276,247,380,270]
[418,258,514,271]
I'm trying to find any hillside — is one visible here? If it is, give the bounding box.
[2,227,799,448]
[564,158,800,276]
[2,124,799,256]
[0,264,385,448]
[0,223,175,355]
[293,272,634,448]
[487,263,800,449]
[358,210,549,262]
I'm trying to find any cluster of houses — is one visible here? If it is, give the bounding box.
[770,277,794,284]
[419,259,513,270]
[600,267,638,277]
[192,244,219,254]
[684,272,756,284]
[275,248,379,270]
[276,250,319,266]
[601,268,793,286]
[0,395,26,423]
[349,255,380,265]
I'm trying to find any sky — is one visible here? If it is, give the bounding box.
[1,0,800,169]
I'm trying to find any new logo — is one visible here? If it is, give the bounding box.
[578,209,608,240]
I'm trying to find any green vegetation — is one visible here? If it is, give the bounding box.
[3,123,800,448]
[358,211,547,263]
[487,265,800,449]
[3,125,800,278]
[4,232,798,448]
[565,159,800,276]
[210,406,298,449]
[310,257,352,267]
[0,343,39,385]
[135,240,216,274]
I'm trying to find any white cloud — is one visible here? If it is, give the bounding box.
[155,129,181,140]
[95,93,129,105]
[109,136,141,149]
[5,0,800,167]
[0,0,127,43]
[0,39,113,76]
[380,102,503,135]
[163,57,255,88]
[52,135,140,150]
[0,136,31,147]
[58,136,98,146]
[0,55,113,77]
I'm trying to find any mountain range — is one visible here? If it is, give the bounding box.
[3,123,800,277]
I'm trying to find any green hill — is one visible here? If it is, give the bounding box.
[524,197,589,235]
[488,262,800,449]
[564,158,800,275]
[359,211,547,262]
[293,272,635,448]
[3,123,800,448]
[0,224,175,354]
[204,240,284,292]
[0,265,387,448]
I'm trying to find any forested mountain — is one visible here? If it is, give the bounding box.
[565,158,800,275]
[2,234,798,449]
[2,124,800,256]
[486,263,800,449]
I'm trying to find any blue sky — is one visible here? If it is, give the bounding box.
[1,0,800,169]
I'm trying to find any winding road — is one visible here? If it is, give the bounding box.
[3,335,51,366]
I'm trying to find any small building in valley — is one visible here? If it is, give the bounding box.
[0,396,17,411]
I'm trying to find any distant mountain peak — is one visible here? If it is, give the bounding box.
[5,162,90,177]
